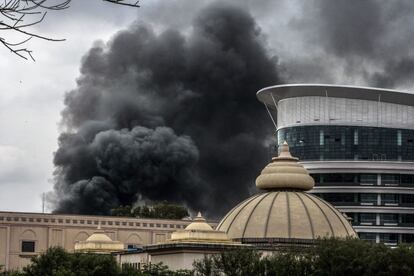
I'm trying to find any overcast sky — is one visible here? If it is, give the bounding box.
[1,0,414,212]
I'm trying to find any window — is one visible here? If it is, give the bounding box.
[401,194,414,204]
[380,233,398,244]
[21,241,35,253]
[402,234,414,243]
[360,174,377,185]
[360,194,377,205]
[382,174,400,186]
[127,244,140,250]
[382,194,399,205]
[278,126,414,162]
[354,129,358,145]
[359,213,376,224]
[401,214,414,224]
[359,233,376,242]
[398,130,402,146]
[319,130,324,146]
[381,214,398,224]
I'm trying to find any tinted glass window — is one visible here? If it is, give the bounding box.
[21,241,35,252]
[278,125,414,161]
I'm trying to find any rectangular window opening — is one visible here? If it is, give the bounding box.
[21,241,35,253]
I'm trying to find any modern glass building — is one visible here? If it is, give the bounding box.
[257,84,414,245]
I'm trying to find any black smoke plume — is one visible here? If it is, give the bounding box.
[50,2,280,216]
[288,0,414,89]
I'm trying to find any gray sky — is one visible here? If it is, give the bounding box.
[1,0,414,212]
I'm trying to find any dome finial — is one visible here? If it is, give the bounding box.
[255,142,314,191]
[194,212,206,222]
[272,141,298,161]
[279,141,291,157]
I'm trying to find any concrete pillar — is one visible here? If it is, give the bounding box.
[5,226,10,271]
[377,174,381,186]
[376,213,380,225]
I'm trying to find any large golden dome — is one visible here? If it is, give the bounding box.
[217,142,357,244]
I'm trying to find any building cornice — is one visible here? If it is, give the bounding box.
[302,161,414,174]
[257,84,414,107]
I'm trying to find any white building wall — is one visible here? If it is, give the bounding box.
[277,96,414,130]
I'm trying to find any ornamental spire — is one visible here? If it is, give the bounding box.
[255,142,314,191]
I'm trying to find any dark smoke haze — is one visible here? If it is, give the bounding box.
[50,0,414,217]
[287,0,414,88]
[51,2,279,216]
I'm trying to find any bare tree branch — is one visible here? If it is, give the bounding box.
[0,0,140,61]
[0,0,70,60]
[102,0,140,8]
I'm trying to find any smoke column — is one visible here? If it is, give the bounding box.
[285,0,414,89]
[50,2,280,216]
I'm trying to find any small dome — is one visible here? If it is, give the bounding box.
[185,212,214,231]
[169,212,237,244]
[74,226,124,253]
[217,191,357,241]
[256,142,315,191]
[86,232,113,243]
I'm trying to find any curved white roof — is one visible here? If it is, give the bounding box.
[257,84,414,107]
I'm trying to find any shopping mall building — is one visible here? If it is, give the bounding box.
[257,84,414,245]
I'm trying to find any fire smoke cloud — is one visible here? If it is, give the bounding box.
[52,0,414,216]
[50,2,280,216]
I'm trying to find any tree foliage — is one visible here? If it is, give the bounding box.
[2,247,191,276]
[22,247,119,276]
[193,238,414,276]
[6,238,414,275]
[110,202,189,220]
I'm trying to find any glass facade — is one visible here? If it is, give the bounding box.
[277,125,414,161]
[312,173,377,186]
[317,193,414,206]
[312,172,414,244]
[312,173,414,187]
[278,123,414,244]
